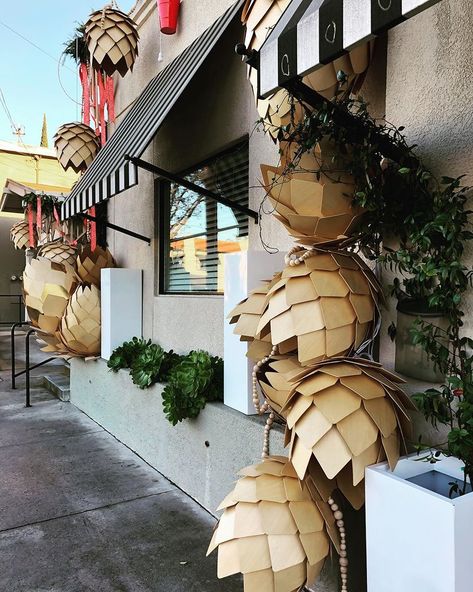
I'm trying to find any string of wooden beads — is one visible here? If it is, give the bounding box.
[252,345,278,415]
[252,345,278,458]
[328,496,349,592]
[284,245,317,267]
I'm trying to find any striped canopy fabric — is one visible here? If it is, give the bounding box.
[61,0,245,220]
[259,0,441,98]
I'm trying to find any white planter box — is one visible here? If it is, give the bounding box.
[366,454,473,592]
[223,250,286,415]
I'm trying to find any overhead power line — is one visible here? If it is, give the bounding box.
[0,18,75,73]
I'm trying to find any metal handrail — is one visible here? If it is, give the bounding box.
[10,322,55,407]
[0,294,23,326]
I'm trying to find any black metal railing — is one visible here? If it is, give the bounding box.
[0,294,23,326]
[10,323,55,407]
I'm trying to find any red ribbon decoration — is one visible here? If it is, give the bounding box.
[36,196,42,236]
[97,73,107,145]
[89,206,97,252]
[79,63,91,126]
[27,203,35,248]
[106,76,115,124]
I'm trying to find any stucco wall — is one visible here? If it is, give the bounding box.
[378,0,473,367]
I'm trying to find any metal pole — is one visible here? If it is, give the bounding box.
[25,329,34,408]
[78,213,152,245]
[125,155,260,224]
[10,322,24,389]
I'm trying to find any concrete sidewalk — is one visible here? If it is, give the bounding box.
[0,335,241,591]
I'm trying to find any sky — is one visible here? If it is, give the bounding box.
[0,0,136,147]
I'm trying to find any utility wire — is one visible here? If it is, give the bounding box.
[0,18,75,73]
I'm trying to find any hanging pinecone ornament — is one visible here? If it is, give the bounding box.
[54,123,100,173]
[10,221,32,250]
[257,358,415,507]
[60,284,101,357]
[85,7,139,77]
[229,249,382,366]
[76,245,116,287]
[208,456,333,592]
[23,257,78,334]
[38,241,78,268]
[261,141,364,246]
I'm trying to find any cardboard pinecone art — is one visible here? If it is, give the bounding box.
[230,249,382,366]
[60,284,101,357]
[207,456,333,592]
[23,257,78,334]
[85,7,139,77]
[258,357,415,509]
[38,241,78,267]
[77,245,116,287]
[54,122,101,173]
[10,221,32,250]
[241,0,374,140]
[261,141,364,246]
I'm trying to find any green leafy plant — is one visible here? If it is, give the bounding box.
[63,23,89,65]
[107,337,150,373]
[162,351,223,426]
[108,339,223,423]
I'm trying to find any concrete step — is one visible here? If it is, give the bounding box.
[42,366,70,402]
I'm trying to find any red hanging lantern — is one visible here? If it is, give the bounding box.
[157,0,180,35]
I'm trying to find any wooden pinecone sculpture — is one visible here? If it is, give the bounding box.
[60,284,101,357]
[229,250,381,366]
[207,456,332,592]
[258,357,415,508]
[85,7,139,77]
[38,241,77,268]
[54,123,100,173]
[76,246,116,287]
[23,257,78,334]
[10,221,32,250]
[261,142,364,246]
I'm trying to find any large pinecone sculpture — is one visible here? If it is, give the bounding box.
[23,257,78,334]
[38,241,78,267]
[258,358,415,506]
[207,456,332,592]
[85,7,139,77]
[76,246,116,287]
[261,142,364,245]
[60,285,101,357]
[10,221,32,250]
[54,123,100,173]
[229,250,381,366]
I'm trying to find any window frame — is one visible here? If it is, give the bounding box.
[157,139,249,297]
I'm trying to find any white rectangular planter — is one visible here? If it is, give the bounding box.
[366,454,473,592]
[100,268,143,360]
[223,250,286,415]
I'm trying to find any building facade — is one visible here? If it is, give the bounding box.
[68,1,473,589]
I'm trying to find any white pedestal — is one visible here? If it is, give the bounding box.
[100,268,143,361]
[366,454,473,592]
[223,250,286,415]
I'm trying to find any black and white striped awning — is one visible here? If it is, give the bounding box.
[61,0,244,220]
[259,0,441,98]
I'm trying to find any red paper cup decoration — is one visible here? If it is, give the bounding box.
[157,0,180,35]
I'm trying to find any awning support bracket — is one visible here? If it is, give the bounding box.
[79,213,151,245]
[125,155,260,224]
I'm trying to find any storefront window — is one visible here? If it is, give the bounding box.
[159,142,249,294]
